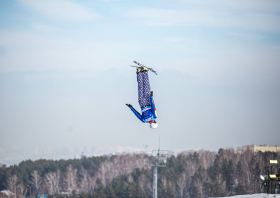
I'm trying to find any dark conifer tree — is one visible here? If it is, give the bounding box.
[93,178,106,198]
[235,182,247,195]
[212,182,225,197]
[165,185,175,198]
[105,183,116,198]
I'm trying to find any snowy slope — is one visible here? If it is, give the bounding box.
[213,194,280,198]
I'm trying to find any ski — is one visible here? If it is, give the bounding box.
[130,61,158,75]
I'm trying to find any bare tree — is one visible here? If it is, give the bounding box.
[79,167,90,193]
[138,174,147,191]
[241,151,254,193]
[88,176,97,195]
[194,177,204,198]
[176,172,187,198]
[7,175,18,198]
[7,175,28,198]
[16,183,27,198]
[44,171,61,195]
[198,150,216,169]
[64,165,77,192]
[94,154,148,187]
[30,170,42,195]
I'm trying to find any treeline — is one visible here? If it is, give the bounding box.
[0,149,279,198]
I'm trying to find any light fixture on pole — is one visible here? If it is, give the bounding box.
[144,149,171,198]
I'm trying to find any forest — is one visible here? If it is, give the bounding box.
[0,149,279,198]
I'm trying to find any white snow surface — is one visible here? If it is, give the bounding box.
[211,194,280,198]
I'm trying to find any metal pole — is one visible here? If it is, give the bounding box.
[269,166,272,194]
[27,185,31,198]
[153,166,157,198]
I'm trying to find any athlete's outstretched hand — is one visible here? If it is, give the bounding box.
[151,91,153,96]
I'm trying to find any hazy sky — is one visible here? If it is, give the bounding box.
[0,0,280,152]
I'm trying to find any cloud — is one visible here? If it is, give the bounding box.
[0,30,132,72]
[124,7,280,31]
[17,0,102,21]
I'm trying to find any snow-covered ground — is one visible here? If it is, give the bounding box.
[214,194,280,198]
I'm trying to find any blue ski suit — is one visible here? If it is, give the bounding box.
[128,95,157,123]
[126,70,157,123]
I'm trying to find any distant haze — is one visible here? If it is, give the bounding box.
[0,0,280,155]
[1,68,279,152]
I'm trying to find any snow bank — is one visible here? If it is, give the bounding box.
[214,194,280,198]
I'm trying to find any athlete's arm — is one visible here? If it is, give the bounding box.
[126,104,144,123]
[150,92,157,119]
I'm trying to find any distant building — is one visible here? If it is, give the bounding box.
[0,190,14,198]
[241,145,279,153]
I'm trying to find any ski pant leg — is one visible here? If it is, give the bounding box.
[142,71,151,106]
[137,72,145,107]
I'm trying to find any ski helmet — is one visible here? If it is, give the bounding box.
[150,122,158,129]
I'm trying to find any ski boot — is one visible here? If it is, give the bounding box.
[131,61,157,75]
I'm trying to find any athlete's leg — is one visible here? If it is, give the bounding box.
[137,72,145,107]
[142,71,151,106]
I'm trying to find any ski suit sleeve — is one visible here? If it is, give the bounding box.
[150,95,157,119]
[128,105,144,123]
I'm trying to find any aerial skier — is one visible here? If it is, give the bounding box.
[126,61,158,129]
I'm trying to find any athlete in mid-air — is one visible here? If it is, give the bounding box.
[126,61,158,129]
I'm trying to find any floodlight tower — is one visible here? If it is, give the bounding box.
[260,159,280,194]
[144,148,170,198]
